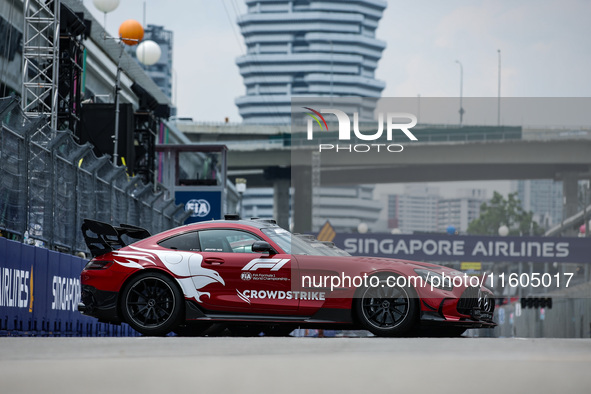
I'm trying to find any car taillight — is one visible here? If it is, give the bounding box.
[84,260,114,270]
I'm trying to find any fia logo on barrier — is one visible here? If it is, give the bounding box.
[186,199,211,218]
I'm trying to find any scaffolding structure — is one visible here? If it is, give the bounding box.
[134,110,158,185]
[57,4,88,134]
[21,0,60,129]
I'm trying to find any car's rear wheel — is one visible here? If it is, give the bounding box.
[121,272,183,336]
[355,277,418,337]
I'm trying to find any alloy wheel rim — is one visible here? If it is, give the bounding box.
[126,277,175,328]
[361,282,409,329]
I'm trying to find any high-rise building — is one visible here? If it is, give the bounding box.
[387,186,487,234]
[242,187,277,219]
[388,185,441,233]
[314,186,382,231]
[438,189,487,233]
[131,25,174,107]
[235,0,387,124]
[242,185,381,233]
[515,180,563,229]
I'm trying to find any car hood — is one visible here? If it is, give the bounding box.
[346,255,463,275]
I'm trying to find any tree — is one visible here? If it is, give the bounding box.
[467,192,544,236]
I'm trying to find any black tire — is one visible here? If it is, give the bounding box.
[120,271,184,336]
[354,276,418,337]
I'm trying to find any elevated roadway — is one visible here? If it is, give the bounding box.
[227,138,591,232]
[178,121,591,185]
[226,138,591,185]
[176,122,591,231]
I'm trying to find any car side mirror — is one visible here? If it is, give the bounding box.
[252,241,275,254]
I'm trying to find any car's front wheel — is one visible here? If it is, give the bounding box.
[121,272,184,336]
[355,276,418,337]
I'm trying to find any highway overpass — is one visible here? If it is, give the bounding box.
[176,122,591,232]
[226,138,591,184]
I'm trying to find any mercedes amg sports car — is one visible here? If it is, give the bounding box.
[79,216,495,337]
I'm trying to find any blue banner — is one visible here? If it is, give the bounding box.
[0,237,138,336]
[175,190,222,224]
[333,233,591,264]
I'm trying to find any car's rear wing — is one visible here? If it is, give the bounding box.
[81,219,151,258]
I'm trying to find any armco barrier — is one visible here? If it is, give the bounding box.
[0,237,139,337]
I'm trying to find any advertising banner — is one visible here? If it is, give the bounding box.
[0,237,137,336]
[175,190,222,224]
[332,233,591,264]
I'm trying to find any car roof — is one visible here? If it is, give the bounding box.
[134,218,284,246]
[178,218,279,231]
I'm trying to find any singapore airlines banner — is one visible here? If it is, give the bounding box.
[0,237,138,336]
[333,233,591,264]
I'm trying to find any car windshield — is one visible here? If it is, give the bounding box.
[262,227,351,256]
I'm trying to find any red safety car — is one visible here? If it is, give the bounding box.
[79,217,495,336]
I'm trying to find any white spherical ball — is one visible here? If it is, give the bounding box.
[136,40,162,66]
[93,0,120,13]
[498,225,509,237]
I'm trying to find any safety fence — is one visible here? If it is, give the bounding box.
[0,96,189,254]
[494,297,591,338]
[0,237,139,336]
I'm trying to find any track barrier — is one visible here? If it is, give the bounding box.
[0,237,138,337]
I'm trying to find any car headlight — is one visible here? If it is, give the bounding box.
[414,269,453,291]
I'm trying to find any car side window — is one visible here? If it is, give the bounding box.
[158,232,200,251]
[198,229,261,253]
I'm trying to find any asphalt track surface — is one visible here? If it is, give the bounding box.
[0,337,590,394]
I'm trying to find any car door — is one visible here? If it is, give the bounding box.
[196,228,298,313]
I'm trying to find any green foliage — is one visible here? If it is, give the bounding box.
[467,191,544,236]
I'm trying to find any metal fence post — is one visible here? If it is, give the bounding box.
[23,123,31,241]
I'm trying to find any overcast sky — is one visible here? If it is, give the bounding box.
[86,0,591,124]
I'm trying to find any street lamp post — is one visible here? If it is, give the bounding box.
[455,60,464,127]
[112,48,122,165]
[235,178,247,217]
